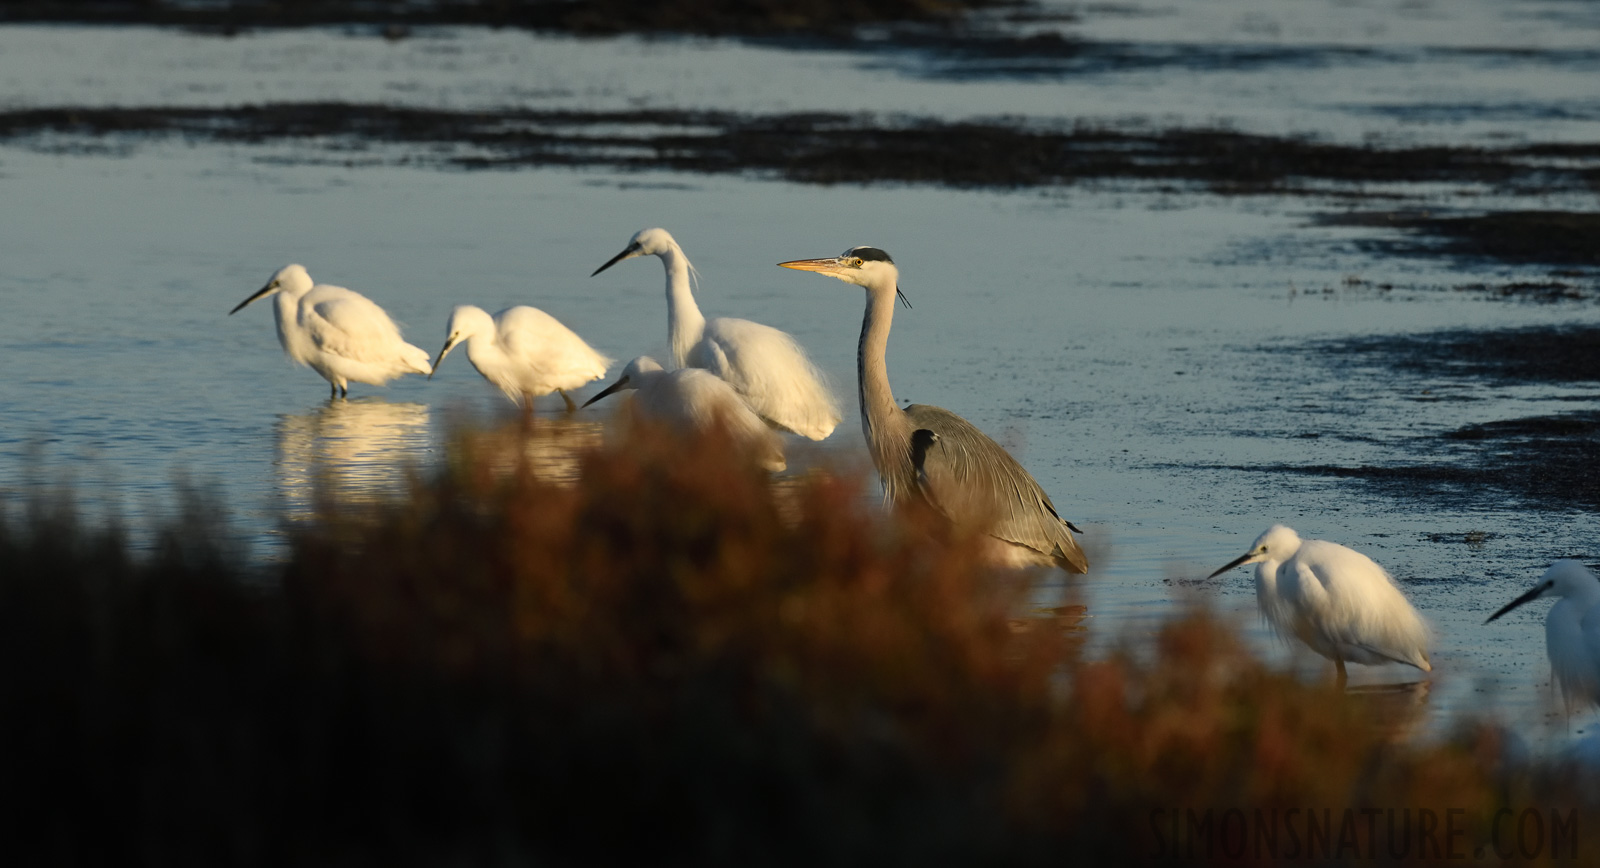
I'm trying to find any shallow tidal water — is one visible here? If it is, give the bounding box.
[2,0,1600,748]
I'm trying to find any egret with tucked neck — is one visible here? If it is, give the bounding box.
[591,228,841,441]
[229,264,432,399]
[1208,525,1432,687]
[779,247,1088,573]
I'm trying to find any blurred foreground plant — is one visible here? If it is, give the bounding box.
[0,420,1593,865]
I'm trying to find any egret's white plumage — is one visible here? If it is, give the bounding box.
[591,228,841,441]
[432,305,612,410]
[230,264,431,398]
[583,356,785,472]
[1209,525,1432,684]
[778,248,1087,573]
[1485,560,1600,710]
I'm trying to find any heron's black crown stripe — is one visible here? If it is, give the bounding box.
[848,246,894,263]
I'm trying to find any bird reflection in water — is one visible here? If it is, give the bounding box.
[452,412,606,488]
[1344,680,1432,744]
[275,397,433,520]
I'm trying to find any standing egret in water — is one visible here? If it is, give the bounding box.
[230,264,431,398]
[778,248,1087,573]
[591,228,841,440]
[583,356,785,472]
[432,305,612,412]
[1208,525,1432,686]
[1485,560,1600,710]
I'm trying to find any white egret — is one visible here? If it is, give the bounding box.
[229,264,431,398]
[582,356,785,472]
[1485,560,1600,710]
[431,305,612,412]
[591,228,841,440]
[1208,525,1432,685]
[778,248,1087,573]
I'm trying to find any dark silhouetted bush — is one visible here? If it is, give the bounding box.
[0,420,1594,865]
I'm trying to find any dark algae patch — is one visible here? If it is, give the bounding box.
[1328,210,1600,268]
[1289,411,1600,511]
[4,103,1600,196]
[0,0,1005,35]
[1256,327,1600,510]
[1325,325,1600,385]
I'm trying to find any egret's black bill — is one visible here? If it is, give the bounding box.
[1207,553,1254,580]
[430,339,456,379]
[591,244,638,277]
[1485,584,1545,624]
[581,376,629,408]
[229,282,273,315]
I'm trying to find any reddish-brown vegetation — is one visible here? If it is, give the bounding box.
[0,420,1593,864]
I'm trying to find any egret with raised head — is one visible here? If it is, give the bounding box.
[431,305,612,412]
[778,247,1087,573]
[591,228,841,440]
[230,264,431,398]
[583,356,785,471]
[1485,560,1600,710]
[1208,525,1432,686]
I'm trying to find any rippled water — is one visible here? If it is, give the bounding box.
[2,0,1599,745]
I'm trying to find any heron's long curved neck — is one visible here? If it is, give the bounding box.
[659,245,705,369]
[859,282,911,492]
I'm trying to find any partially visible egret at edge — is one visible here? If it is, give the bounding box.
[1208,525,1432,686]
[778,247,1088,573]
[230,264,431,398]
[1485,560,1600,710]
[591,227,841,440]
[432,304,612,412]
[583,356,786,472]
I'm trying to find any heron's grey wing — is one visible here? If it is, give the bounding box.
[903,404,1088,573]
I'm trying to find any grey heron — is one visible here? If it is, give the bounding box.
[583,356,786,472]
[591,228,841,441]
[431,305,612,412]
[1209,525,1432,686]
[778,247,1088,573]
[1486,560,1600,709]
[230,264,431,399]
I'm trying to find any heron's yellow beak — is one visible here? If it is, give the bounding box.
[777,257,844,274]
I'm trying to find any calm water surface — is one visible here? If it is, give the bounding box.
[2,0,1598,746]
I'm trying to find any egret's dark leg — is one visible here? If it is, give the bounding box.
[519,393,536,430]
[1335,657,1348,689]
[560,390,578,414]
[330,382,338,400]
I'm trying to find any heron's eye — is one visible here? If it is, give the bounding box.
[849,258,862,268]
